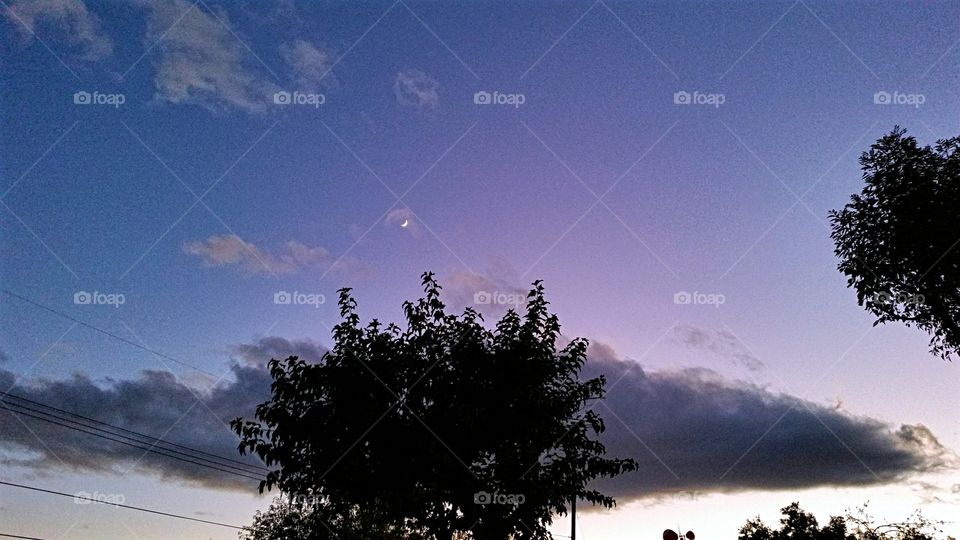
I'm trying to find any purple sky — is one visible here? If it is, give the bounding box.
[1,0,959,538]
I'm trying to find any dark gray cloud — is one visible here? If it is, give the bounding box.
[230,335,327,367]
[0,337,326,490]
[0,363,272,491]
[582,342,950,500]
[0,337,950,498]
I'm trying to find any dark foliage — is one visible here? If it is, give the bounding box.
[232,273,636,539]
[738,502,943,540]
[830,127,960,360]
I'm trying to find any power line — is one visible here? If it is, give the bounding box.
[1,393,268,473]
[0,289,221,378]
[0,399,264,481]
[0,533,45,540]
[0,401,263,482]
[0,401,264,482]
[0,480,245,530]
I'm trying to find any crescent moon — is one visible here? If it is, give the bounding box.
[400,219,409,228]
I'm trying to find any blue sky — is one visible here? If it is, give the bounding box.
[1,0,959,538]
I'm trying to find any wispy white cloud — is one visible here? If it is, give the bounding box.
[442,261,529,317]
[182,234,362,276]
[144,0,275,112]
[5,0,112,61]
[280,38,335,90]
[7,1,339,112]
[673,325,766,372]
[393,69,439,110]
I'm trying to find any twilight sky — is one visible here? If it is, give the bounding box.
[1,0,959,538]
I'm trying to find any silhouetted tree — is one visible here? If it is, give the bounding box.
[238,497,326,540]
[844,504,942,540]
[739,502,851,540]
[830,127,960,360]
[239,496,432,540]
[232,272,636,539]
[738,502,943,540]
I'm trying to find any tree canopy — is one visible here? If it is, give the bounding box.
[738,502,942,540]
[239,495,429,540]
[232,272,636,539]
[830,127,960,360]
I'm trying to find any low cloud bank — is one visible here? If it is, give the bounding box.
[0,338,949,497]
[583,342,949,500]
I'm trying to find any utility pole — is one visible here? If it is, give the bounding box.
[571,496,576,540]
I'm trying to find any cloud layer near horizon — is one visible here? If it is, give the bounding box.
[580,342,949,501]
[0,338,950,498]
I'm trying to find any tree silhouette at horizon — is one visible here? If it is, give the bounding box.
[233,272,637,539]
